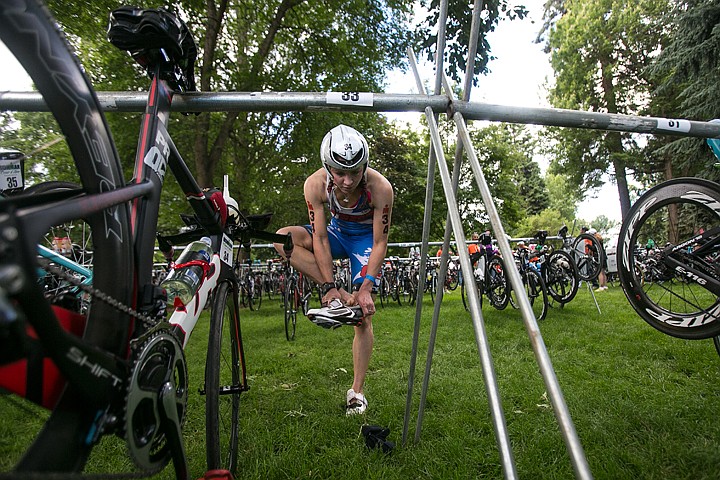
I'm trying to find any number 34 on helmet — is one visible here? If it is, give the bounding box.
[320,124,369,175]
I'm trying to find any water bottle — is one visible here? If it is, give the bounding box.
[161,236,212,306]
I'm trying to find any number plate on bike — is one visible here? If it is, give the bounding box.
[221,234,233,266]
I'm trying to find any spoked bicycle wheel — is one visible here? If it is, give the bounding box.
[379,275,390,307]
[0,0,134,474]
[617,178,720,339]
[205,280,244,474]
[545,250,579,305]
[572,233,604,282]
[487,255,510,310]
[510,270,549,321]
[18,181,95,313]
[461,276,483,311]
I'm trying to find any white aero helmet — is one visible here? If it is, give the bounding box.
[320,124,369,174]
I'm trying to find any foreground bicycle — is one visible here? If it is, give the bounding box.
[617,143,719,340]
[0,2,290,477]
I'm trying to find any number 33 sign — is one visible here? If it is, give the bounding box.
[326,91,374,107]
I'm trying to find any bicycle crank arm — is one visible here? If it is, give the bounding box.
[158,381,190,480]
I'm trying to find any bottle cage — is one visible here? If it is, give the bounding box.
[108,6,197,92]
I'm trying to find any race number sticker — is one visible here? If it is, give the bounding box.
[657,118,691,133]
[326,92,374,107]
[0,161,23,190]
[220,234,233,267]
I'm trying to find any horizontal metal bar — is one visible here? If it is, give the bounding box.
[2,90,719,138]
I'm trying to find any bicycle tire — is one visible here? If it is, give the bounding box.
[572,233,604,282]
[284,277,297,341]
[393,274,402,305]
[527,269,549,321]
[205,280,242,474]
[510,270,548,321]
[1,0,134,473]
[545,250,579,304]
[379,275,390,307]
[617,178,720,340]
[462,277,484,312]
[300,274,313,314]
[487,255,509,310]
[253,274,263,310]
[446,264,459,291]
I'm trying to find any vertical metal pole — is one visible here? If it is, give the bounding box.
[414,97,518,478]
[445,77,593,479]
[402,0,450,446]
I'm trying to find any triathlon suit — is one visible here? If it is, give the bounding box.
[304,173,376,288]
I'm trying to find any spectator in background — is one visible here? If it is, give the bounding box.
[589,228,608,291]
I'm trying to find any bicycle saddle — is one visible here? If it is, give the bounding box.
[108,6,197,91]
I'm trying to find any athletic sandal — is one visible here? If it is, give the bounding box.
[346,388,368,415]
[306,298,363,329]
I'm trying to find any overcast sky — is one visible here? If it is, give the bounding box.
[384,0,623,225]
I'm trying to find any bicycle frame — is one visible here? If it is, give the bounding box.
[0,63,231,427]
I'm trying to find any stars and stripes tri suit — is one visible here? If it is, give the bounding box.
[304,173,376,289]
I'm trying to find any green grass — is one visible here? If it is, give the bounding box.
[3,285,720,479]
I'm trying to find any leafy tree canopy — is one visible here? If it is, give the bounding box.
[417,0,529,86]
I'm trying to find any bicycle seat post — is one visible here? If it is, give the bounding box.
[283,232,294,262]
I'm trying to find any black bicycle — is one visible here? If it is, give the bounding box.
[0,2,291,477]
[617,176,719,340]
[532,230,580,306]
[461,234,510,311]
[558,225,605,282]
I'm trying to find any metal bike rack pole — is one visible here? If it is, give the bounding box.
[405,40,518,476]
[402,0,448,447]
[4,92,720,139]
[444,77,593,480]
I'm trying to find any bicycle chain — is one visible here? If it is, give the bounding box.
[39,258,158,330]
[18,259,169,480]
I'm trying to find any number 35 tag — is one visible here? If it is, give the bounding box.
[326,91,374,107]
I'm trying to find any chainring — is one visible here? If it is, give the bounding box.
[125,329,188,471]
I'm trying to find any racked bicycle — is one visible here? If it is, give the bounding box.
[0,2,292,477]
[616,138,719,341]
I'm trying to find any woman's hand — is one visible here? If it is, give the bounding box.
[356,288,375,317]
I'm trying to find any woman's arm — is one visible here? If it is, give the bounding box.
[304,170,336,287]
[356,172,394,314]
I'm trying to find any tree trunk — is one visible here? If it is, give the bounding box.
[192,0,304,188]
[600,55,631,219]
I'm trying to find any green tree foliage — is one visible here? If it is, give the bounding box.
[458,123,544,233]
[417,0,528,85]
[541,0,670,219]
[544,172,580,219]
[643,0,720,184]
[512,208,567,238]
[16,0,416,233]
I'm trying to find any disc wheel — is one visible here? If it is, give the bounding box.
[0,1,134,472]
[617,178,720,339]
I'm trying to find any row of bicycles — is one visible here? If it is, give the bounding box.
[374,226,605,322]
